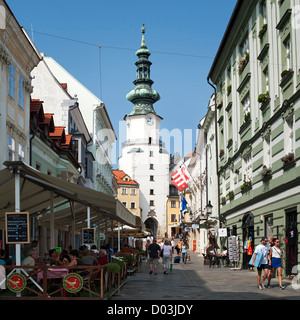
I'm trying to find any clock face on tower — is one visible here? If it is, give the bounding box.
[146,116,154,126]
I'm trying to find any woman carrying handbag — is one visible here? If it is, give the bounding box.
[266,238,285,290]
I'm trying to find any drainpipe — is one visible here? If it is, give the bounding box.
[207,78,220,226]
[29,132,35,166]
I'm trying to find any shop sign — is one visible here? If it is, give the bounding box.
[218,228,227,237]
[63,273,83,293]
[7,273,27,293]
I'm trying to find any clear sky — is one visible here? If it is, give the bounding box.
[6,0,237,158]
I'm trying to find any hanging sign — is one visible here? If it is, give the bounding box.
[82,228,95,245]
[5,212,30,244]
[218,228,228,237]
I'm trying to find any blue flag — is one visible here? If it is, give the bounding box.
[181,196,188,212]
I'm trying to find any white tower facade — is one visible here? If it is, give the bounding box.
[119,26,169,237]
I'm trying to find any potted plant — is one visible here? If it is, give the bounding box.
[281,153,295,164]
[238,52,249,75]
[227,190,235,201]
[258,92,270,104]
[280,69,293,85]
[227,84,232,96]
[258,24,268,39]
[261,165,272,180]
[227,138,233,147]
[240,176,252,193]
[244,112,251,123]
[105,263,121,274]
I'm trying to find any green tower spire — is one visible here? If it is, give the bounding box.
[126,24,161,116]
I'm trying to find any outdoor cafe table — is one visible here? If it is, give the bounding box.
[37,267,69,283]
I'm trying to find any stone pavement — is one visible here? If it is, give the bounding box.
[112,250,300,300]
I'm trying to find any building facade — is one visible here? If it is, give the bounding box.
[119,25,169,237]
[39,55,116,195]
[113,170,141,219]
[207,0,300,274]
[0,0,40,169]
[31,56,93,188]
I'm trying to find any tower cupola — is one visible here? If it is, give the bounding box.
[126,25,161,116]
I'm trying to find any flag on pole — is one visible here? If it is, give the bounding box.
[171,164,192,192]
[181,196,188,212]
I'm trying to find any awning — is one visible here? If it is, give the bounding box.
[0,161,137,230]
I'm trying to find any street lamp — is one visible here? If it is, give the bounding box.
[206,200,213,215]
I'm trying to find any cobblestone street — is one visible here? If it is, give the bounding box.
[112,250,300,300]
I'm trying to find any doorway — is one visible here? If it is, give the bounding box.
[242,213,254,269]
[286,209,298,276]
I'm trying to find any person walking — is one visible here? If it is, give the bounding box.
[251,237,271,290]
[267,238,285,290]
[147,239,161,275]
[162,240,172,274]
[145,239,151,262]
[180,241,188,264]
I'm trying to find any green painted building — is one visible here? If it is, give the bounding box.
[207,0,300,275]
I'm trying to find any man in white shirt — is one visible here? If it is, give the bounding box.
[252,237,270,290]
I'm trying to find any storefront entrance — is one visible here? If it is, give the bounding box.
[242,213,254,269]
[286,209,298,276]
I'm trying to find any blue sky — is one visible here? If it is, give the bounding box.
[7,0,237,157]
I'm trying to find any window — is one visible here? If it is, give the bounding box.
[265,215,273,238]
[285,38,291,70]
[18,75,25,109]
[263,135,271,168]
[171,214,177,222]
[36,162,41,171]
[17,143,24,162]
[150,175,154,181]
[150,200,154,206]
[263,67,269,92]
[149,151,154,157]
[130,202,136,209]
[148,137,152,145]
[9,64,16,99]
[171,200,177,208]
[121,188,127,195]
[242,95,251,123]
[241,36,249,57]
[130,188,136,195]
[285,117,294,154]
[150,189,154,195]
[8,135,15,161]
[243,153,252,181]
[150,163,154,170]
[122,202,127,207]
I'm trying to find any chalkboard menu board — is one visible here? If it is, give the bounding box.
[82,228,95,245]
[5,212,30,244]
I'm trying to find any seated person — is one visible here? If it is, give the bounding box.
[22,248,38,276]
[0,250,6,266]
[68,249,88,276]
[47,249,63,266]
[81,250,97,265]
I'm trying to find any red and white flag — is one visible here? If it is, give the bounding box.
[171,164,192,192]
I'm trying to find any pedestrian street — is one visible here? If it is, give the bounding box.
[112,249,300,300]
